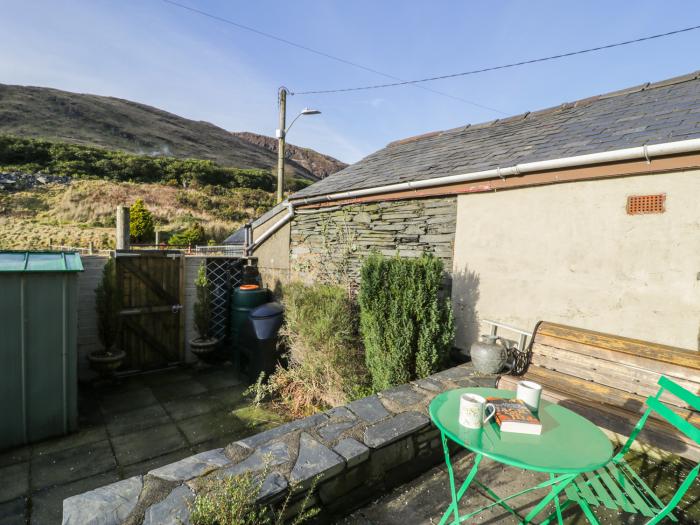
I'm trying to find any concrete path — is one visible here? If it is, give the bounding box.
[0,365,282,525]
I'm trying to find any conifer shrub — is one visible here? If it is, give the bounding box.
[262,282,370,416]
[129,198,155,242]
[359,253,454,391]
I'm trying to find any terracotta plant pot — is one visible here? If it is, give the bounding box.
[88,349,126,377]
[190,337,221,362]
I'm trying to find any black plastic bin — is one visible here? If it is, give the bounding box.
[241,302,284,380]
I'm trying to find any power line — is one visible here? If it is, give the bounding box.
[294,23,700,95]
[160,0,506,114]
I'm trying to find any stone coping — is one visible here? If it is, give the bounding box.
[62,363,496,525]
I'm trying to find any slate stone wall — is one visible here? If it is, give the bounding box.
[290,197,457,285]
[62,364,497,525]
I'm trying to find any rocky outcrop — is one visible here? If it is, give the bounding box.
[0,171,71,191]
[233,131,347,180]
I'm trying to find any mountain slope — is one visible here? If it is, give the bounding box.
[233,131,347,179]
[0,84,342,180]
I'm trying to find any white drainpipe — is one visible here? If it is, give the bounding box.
[248,137,700,252]
[247,202,295,254]
[289,138,700,206]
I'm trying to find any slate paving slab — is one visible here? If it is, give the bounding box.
[237,413,328,450]
[0,447,29,469]
[289,433,344,489]
[143,485,194,525]
[176,409,247,445]
[149,449,230,482]
[0,462,28,503]
[333,438,370,468]
[111,424,187,466]
[363,412,430,448]
[162,393,224,421]
[31,471,120,525]
[221,440,292,479]
[0,497,26,525]
[379,384,427,409]
[31,440,116,490]
[347,396,391,424]
[61,476,142,525]
[105,404,171,437]
[195,370,243,392]
[99,388,159,415]
[32,427,108,457]
[121,449,194,480]
[151,380,208,403]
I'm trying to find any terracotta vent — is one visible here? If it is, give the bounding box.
[627,194,666,215]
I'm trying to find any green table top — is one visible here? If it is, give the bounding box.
[429,387,613,474]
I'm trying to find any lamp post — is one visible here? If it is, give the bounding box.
[276,87,321,203]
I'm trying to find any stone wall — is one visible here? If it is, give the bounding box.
[62,363,496,524]
[290,196,457,285]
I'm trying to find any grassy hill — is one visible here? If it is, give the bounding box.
[0,83,345,180]
[0,179,273,250]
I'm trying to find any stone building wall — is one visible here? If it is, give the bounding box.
[290,196,457,285]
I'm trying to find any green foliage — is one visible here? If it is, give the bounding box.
[129,198,154,242]
[168,222,205,246]
[264,282,370,416]
[95,258,120,352]
[0,135,276,190]
[190,467,318,525]
[359,253,454,391]
[193,262,212,339]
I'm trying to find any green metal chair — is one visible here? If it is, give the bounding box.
[547,376,699,524]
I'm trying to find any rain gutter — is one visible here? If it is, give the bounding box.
[289,138,700,206]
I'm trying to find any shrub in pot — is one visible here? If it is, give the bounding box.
[88,257,126,376]
[190,262,220,360]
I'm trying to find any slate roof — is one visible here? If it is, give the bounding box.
[291,71,700,200]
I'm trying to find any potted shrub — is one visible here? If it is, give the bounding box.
[190,262,220,360]
[88,257,126,376]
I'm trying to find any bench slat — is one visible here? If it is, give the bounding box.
[530,343,700,410]
[536,322,700,371]
[519,366,700,426]
[533,333,700,382]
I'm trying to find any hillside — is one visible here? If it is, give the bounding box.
[0,84,344,180]
[233,131,347,179]
[0,179,272,250]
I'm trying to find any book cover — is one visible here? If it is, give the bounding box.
[487,397,542,435]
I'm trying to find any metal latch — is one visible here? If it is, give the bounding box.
[171,304,183,314]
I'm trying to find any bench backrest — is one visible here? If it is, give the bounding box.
[529,321,700,413]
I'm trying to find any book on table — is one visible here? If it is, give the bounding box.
[487,397,542,435]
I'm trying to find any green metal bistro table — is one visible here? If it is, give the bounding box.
[430,387,613,525]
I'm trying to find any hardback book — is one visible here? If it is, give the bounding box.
[487,397,542,435]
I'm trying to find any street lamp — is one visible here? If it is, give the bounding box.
[276,87,321,203]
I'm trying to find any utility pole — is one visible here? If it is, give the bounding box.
[276,87,287,203]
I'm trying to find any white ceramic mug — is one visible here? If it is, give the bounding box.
[516,380,542,412]
[459,393,496,429]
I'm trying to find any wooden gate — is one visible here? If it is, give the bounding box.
[116,251,184,371]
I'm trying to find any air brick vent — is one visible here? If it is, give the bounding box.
[627,194,665,215]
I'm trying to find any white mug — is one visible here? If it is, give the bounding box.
[459,393,496,429]
[516,380,542,412]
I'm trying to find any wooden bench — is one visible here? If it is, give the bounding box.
[497,321,700,460]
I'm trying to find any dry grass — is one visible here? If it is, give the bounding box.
[0,180,264,250]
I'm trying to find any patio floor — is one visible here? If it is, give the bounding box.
[0,364,283,525]
[340,449,700,524]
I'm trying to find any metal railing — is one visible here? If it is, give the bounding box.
[482,319,533,352]
[194,245,245,257]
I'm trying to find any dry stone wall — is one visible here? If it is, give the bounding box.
[290,197,457,285]
[62,363,497,524]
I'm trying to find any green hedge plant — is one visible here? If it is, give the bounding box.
[359,253,454,391]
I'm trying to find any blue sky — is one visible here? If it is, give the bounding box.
[2,1,700,163]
